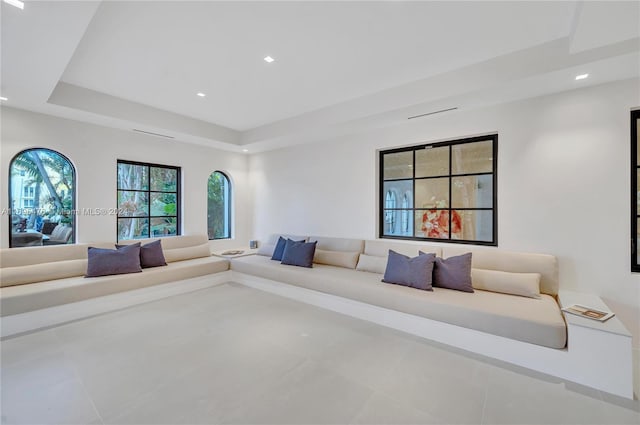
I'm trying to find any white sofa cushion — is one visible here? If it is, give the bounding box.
[313,249,360,269]
[471,269,541,299]
[230,255,566,349]
[444,246,558,296]
[363,240,441,258]
[163,243,211,263]
[0,256,230,316]
[356,254,387,274]
[309,236,364,253]
[1,259,87,288]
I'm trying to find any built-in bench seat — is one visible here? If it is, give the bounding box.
[0,235,229,316]
[231,254,566,348]
[228,234,633,398]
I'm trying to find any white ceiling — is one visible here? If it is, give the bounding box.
[1,1,639,153]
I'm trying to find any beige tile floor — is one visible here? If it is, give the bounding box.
[1,282,639,425]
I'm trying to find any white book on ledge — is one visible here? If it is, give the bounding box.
[561,304,615,322]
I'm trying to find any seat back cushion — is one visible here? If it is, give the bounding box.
[309,236,364,253]
[363,240,442,258]
[1,259,88,287]
[471,269,541,299]
[0,244,90,268]
[116,235,208,250]
[443,246,558,296]
[313,249,361,269]
[356,254,387,274]
[163,243,211,263]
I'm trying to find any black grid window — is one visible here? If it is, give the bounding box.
[631,110,639,272]
[379,134,498,246]
[117,160,181,241]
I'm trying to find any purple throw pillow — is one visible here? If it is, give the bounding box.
[86,243,142,278]
[116,240,167,268]
[382,250,435,291]
[281,239,317,268]
[271,237,305,261]
[432,252,474,293]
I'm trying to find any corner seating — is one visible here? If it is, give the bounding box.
[0,235,229,316]
[229,234,634,399]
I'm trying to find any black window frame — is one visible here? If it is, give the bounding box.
[207,170,232,240]
[631,110,639,272]
[379,134,498,246]
[116,159,181,241]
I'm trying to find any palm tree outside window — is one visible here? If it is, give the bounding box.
[9,148,76,247]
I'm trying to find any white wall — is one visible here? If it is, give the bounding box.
[250,79,640,318]
[0,107,251,250]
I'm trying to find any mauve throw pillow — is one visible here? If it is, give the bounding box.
[86,243,142,278]
[382,250,436,291]
[432,252,474,293]
[271,236,288,260]
[281,240,317,268]
[271,236,304,261]
[116,240,167,268]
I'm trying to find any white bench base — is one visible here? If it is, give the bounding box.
[1,271,233,340]
[232,271,634,399]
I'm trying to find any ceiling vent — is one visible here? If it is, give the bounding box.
[132,129,175,139]
[408,107,458,120]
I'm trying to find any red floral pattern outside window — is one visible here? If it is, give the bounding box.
[421,200,462,239]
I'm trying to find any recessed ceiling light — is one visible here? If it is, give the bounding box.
[242,149,249,153]
[3,0,24,10]
[575,74,589,81]
[0,96,7,101]
[264,56,275,63]
[196,92,206,97]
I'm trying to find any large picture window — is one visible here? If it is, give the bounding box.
[631,110,640,272]
[117,160,180,240]
[9,148,76,247]
[207,171,231,240]
[380,134,497,245]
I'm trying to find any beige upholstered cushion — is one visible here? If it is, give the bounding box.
[116,235,208,250]
[355,254,387,274]
[309,236,364,253]
[363,240,442,258]
[313,249,360,269]
[0,244,90,268]
[471,269,541,299]
[163,243,211,263]
[230,255,566,349]
[0,257,230,316]
[0,259,87,288]
[443,247,558,296]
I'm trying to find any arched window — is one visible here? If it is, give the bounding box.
[384,190,396,233]
[207,171,231,240]
[9,148,75,247]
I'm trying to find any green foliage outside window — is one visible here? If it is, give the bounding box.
[208,171,231,239]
